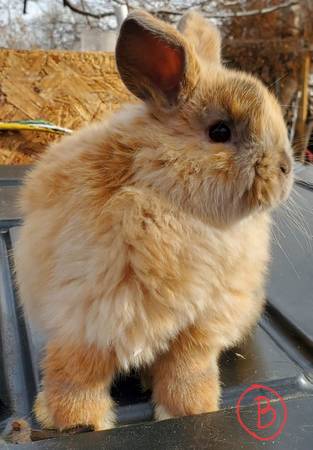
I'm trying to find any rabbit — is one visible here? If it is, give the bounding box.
[14,9,293,431]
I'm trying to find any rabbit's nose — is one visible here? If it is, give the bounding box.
[279,155,291,175]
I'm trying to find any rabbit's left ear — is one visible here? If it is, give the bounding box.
[116,10,199,109]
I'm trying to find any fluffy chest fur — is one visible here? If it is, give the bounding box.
[16,182,270,370]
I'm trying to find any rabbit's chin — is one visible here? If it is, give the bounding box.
[181,183,292,229]
[174,198,260,229]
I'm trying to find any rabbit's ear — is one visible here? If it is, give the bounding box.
[116,10,199,109]
[178,11,221,65]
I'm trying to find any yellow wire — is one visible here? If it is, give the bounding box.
[0,122,71,135]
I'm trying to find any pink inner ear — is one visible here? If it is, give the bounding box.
[135,29,185,93]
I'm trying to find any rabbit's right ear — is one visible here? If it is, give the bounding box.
[116,10,199,109]
[178,11,221,65]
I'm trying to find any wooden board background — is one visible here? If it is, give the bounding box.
[0,46,308,164]
[0,49,133,164]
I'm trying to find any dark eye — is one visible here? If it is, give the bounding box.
[208,121,231,143]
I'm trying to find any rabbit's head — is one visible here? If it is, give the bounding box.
[116,10,293,226]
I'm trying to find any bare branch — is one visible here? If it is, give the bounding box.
[114,0,129,6]
[156,0,299,19]
[79,0,92,26]
[63,0,114,19]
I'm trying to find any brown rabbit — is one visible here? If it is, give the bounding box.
[14,10,293,430]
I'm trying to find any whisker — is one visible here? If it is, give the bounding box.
[282,198,313,251]
[271,219,301,279]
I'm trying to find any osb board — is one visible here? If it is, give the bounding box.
[0,49,134,164]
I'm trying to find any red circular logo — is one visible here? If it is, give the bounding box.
[236,384,288,441]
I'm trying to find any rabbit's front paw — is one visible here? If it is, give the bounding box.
[152,325,221,419]
[35,341,117,432]
[34,389,115,431]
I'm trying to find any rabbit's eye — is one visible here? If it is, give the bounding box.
[208,122,231,143]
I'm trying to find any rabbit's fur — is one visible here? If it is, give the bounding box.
[14,10,293,430]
